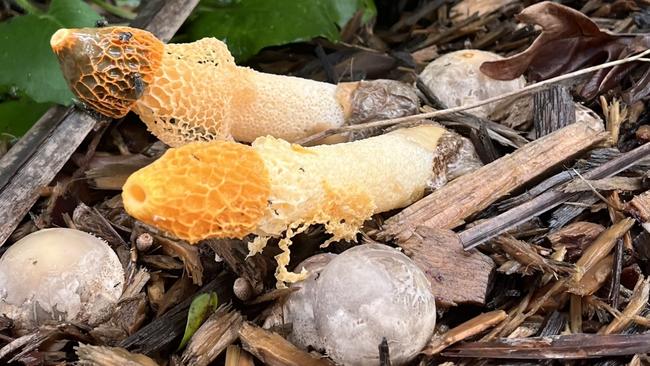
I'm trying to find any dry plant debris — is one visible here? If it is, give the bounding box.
[480,1,650,102]
[2,1,650,365]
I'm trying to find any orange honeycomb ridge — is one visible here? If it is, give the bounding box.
[122,141,272,243]
[121,124,457,285]
[51,27,164,118]
[51,26,363,147]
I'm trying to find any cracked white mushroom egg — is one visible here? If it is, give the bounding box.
[419,49,526,119]
[283,252,337,351]
[313,244,436,366]
[0,228,124,332]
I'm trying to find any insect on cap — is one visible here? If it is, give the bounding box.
[50,26,164,118]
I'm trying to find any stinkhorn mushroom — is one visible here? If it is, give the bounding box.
[120,123,482,284]
[50,26,419,147]
[0,228,124,332]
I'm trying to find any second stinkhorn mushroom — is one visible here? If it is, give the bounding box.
[50,26,419,147]
[120,123,482,284]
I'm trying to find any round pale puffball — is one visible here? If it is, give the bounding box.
[419,49,526,119]
[0,228,124,331]
[313,244,436,366]
[283,253,337,351]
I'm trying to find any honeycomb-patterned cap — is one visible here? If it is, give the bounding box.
[121,141,272,243]
[51,26,163,118]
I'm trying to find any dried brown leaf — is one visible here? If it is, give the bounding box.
[494,235,575,276]
[157,274,198,317]
[480,1,650,102]
[157,236,203,286]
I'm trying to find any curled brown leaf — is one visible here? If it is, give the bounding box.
[480,1,650,102]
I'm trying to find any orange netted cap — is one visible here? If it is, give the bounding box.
[51,26,164,118]
[122,141,271,243]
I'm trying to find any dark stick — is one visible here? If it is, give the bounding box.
[0,106,69,191]
[0,0,200,246]
[315,44,338,84]
[379,337,391,366]
[537,311,566,337]
[470,122,500,164]
[461,142,650,250]
[129,0,200,43]
[119,271,234,355]
[533,85,575,138]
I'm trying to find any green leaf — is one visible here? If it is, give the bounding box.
[0,0,101,106]
[177,292,219,351]
[183,0,376,61]
[0,98,52,136]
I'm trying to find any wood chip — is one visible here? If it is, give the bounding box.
[547,221,605,251]
[157,236,204,286]
[225,345,255,366]
[379,121,607,243]
[533,85,575,138]
[626,189,650,222]
[442,332,650,359]
[424,310,507,355]
[206,238,275,295]
[567,255,613,296]
[399,226,495,306]
[239,322,334,366]
[571,218,635,283]
[180,305,243,366]
[600,276,650,334]
[563,176,643,193]
[76,343,159,366]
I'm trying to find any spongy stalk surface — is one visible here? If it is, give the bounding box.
[229,68,347,143]
[253,125,446,241]
[132,37,346,146]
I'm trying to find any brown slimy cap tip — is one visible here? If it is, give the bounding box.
[51,26,164,118]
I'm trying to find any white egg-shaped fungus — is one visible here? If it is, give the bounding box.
[283,252,337,351]
[419,49,526,119]
[312,244,436,366]
[0,228,124,331]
